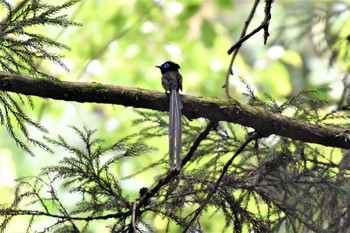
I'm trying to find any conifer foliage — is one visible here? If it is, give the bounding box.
[0,0,79,155]
[1,0,350,233]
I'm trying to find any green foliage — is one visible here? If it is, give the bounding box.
[0,126,154,232]
[243,77,332,122]
[0,0,79,78]
[1,0,350,232]
[0,0,79,155]
[1,115,350,232]
[0,92,51,156]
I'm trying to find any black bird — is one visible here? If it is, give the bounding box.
[156,61,183,170]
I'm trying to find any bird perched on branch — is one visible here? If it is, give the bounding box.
[156,61,183,171]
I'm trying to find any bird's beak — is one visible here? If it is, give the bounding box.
[155,65,161,68]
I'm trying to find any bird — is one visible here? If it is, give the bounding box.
[156,61,183,171]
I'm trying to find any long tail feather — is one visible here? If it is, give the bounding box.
[169,90,176,170]
[174,90,182,170]
[169,90,182,171]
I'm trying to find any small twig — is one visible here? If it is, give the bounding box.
[1,208,131,221]
[263,0,273,44]
[224,0,260,99]
[226,0,274,55]
[226,20,266,56]
[182,133,257,232]
[132,200,137,232]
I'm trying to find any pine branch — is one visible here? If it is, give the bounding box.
[1,121,349,232]
[0,0,80,79]
[183,132,257,232]
[0,0,79,156]
[0,127,152,232]
[0,72,348,149]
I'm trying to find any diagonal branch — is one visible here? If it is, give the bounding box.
[137,121,218,209]
[183,133,256,232]
[0,72,349,149]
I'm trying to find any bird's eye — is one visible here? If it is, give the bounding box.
[163,63,170,68]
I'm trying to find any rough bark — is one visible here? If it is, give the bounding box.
[0,72,348,149]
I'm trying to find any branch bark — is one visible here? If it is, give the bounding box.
[0,72,348,149]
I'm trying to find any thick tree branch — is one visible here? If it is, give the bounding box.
[0,72,349,149]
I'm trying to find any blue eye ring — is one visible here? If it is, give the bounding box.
[163,63,170,68]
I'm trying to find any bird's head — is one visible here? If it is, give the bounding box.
[156,61,180,74]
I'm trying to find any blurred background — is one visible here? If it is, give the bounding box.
[1,0,350,232]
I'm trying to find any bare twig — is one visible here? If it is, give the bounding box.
[225,0,274,98]
[1,208,131,221]
[224,0,260,99]
[227,23,267,56]
[132,201,137,232]
[263,0,273,44]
